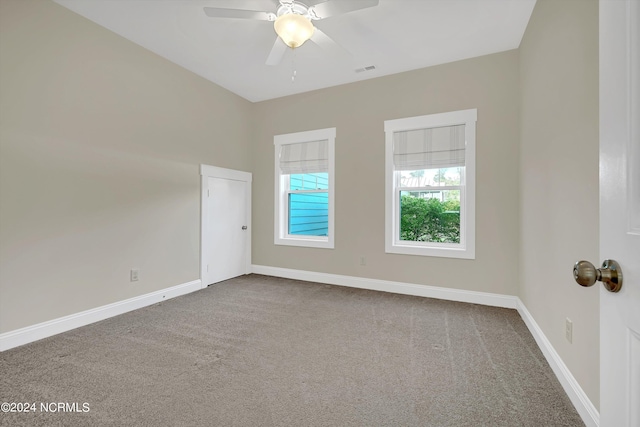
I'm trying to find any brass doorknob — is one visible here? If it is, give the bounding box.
[573,260,623,293]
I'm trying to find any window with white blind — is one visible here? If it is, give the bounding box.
[384,109,476,259]
[274,128,335,248]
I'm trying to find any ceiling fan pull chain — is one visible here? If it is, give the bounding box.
[291,49,297,83]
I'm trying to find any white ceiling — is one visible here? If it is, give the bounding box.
[53,0,536,103]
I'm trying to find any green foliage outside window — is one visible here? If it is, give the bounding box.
[400,195,461,243]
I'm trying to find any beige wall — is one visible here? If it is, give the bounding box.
[519,0,600,409]
[252,51,521,296]
[0,0,253,332]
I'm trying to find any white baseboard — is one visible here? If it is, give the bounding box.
[0,279,202,352]
[516,300,599,427]
[252,264,518,309]
[252,264,598,427]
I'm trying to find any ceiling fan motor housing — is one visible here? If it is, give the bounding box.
[275,1,320,20]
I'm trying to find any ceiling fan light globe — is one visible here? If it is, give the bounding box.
[274,13,314,48]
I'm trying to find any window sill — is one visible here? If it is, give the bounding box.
[275,236,334,249]
[385,243,475,259]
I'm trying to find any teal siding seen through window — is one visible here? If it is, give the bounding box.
[288,193,328,236]
[288,173,328,236]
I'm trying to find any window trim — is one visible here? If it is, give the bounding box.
[274,127,335,249]
[384,109,476,259]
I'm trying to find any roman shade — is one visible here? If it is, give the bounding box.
[393,124,465,170]
[278,139,328,174]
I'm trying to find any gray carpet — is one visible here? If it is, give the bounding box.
[1,274,584,426]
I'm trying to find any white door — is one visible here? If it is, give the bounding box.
[599,1,640,426]
[201,165,252,286]
[206,177,247,284]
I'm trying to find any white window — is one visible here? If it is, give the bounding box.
[274,127,335,249]
[384,109,476,259]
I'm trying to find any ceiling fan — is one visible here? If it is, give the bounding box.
[203,0,380,66]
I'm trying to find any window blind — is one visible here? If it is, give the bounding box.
[279,139,328,174]
[393,124,465,170]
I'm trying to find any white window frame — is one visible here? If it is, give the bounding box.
[384,109,476,259]
[274,127,335,249]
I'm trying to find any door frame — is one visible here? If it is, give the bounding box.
[200,164,252,288]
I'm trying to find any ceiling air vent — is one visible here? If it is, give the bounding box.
[355,65,376,73]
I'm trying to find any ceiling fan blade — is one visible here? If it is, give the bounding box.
[203,7,274,21]
[310,0,379,19]
[310,27,350,57]
[266,37,288,66]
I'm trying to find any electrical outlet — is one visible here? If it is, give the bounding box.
[359,256,367,266]
[565,318,573,343]
[130,269,139,282]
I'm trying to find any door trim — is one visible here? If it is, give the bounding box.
[200,165,252,288]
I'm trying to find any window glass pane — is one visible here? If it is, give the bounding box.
[289,173,329,191]
[399,168,462,187]
[399,190,460,243]
[288,192,328,236]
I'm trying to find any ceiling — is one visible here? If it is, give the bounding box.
[53,0,536,103]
